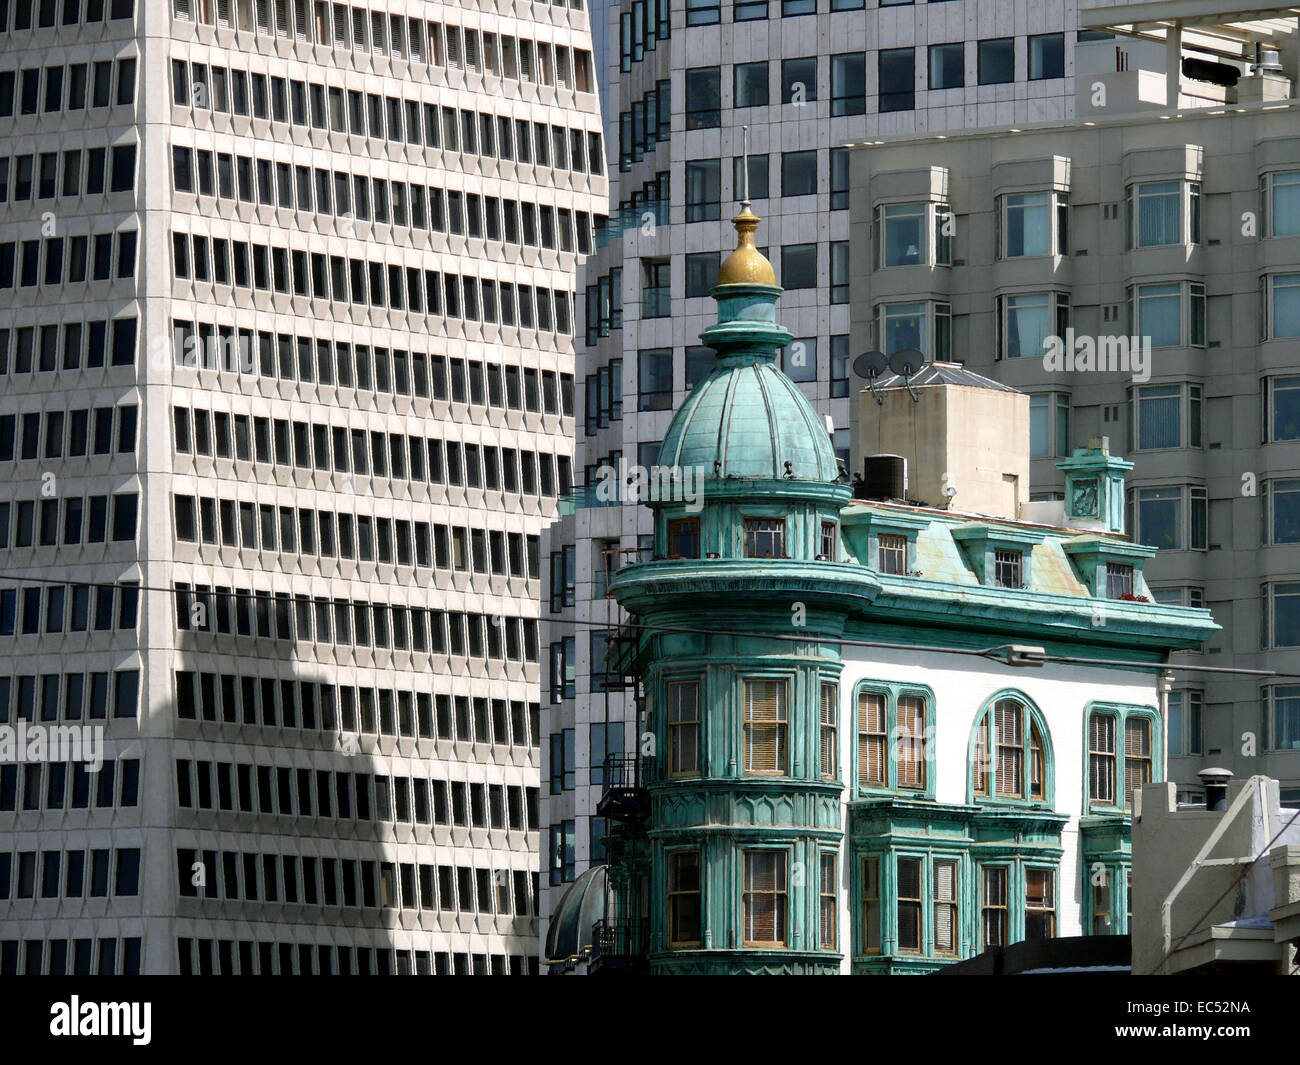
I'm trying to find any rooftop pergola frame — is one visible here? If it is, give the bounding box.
[1081,0,1300,62]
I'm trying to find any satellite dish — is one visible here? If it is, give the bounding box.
[853,350,888,380]
[888,348,924,378]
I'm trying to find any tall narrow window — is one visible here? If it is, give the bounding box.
[861,857,881,954]
[667,680,701,777]
[858,690,886,787]
[743,679,787,774]
[820,682,837,779]
[667,517,700,559]
[933,860,958,955]
[1029,722,1044,800]
[982,866,1007,948]
[1089,712,1117,805]
[897,695,926,790]
[994,699,1023,796]
[668,851,701,947]
[896,856,922,953]
[1025,869,1055,939]
[742,851,787,946]
[1093,872,1114,934]
[1124,717,1151,806]
[819,851,837,950]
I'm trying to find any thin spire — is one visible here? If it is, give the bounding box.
[740,124,751,210]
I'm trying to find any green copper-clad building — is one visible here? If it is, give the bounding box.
[569,206,1219,975]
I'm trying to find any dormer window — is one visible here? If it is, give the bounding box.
[744,518,784,559]
[1106,563,1135,599]
[952,525,1044,588]
[667,517,700,559]
[877,534,907,574]
[993,549,1023,589]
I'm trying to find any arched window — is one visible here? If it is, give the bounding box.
[970,694,1051,804]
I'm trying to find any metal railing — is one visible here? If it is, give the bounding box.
[591,918,650,963]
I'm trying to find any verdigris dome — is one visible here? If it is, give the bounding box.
[657,354,839,481]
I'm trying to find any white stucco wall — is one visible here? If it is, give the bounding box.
[832,645,1161,970]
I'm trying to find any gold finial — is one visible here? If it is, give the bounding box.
[717,125,776,287]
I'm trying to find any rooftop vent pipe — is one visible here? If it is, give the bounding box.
[1198,767,1233,812]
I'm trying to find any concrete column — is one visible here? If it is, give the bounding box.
[1166,22,1183,108]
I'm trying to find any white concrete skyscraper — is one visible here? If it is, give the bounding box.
[0,0,604,974]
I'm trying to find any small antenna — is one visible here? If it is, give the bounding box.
[740,124,751,210]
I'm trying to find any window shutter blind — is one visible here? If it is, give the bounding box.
[973,716,989,794]
[820,682,837,779]
[1089,713,1117,804]
[1125,717,1151,804]
[744,851,785,943]
[744,679,786,773]
[897,695,925,788]
[897,857,922,952]
[995,700,1023,796]
[858,691,886,786]
[933,860,957,954]
[819,852,836,946]
[1030,723,1045,798]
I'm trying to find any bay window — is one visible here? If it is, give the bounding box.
[1129,485,1206,551]
[1264,478,1300,544]
[1130,179,1200,246]
[1264,272,1300,338]
[667,679,701,776]
[1133,382,1200,450]
[1029,393,1071,459]
[820,681,837,779]
[668,851,702,947]
[820,852,838,949]
[1266,375,1300,441]
[998,190,1069,258]
[1262,582,1300,649]
[1262,170,1300,237]
[1266,684,1300,751]
[897,857,923,952]
[876,301,950,360]
[874,200,951,268]
[742,850,787,946]
[998,291,1068,359]
[1167,689,1203,757]
[743,678,787,774]
[861,857,881,954]
[981,866,1007,947]
[1024,869,1055,938]
[1130,281,1204,348]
